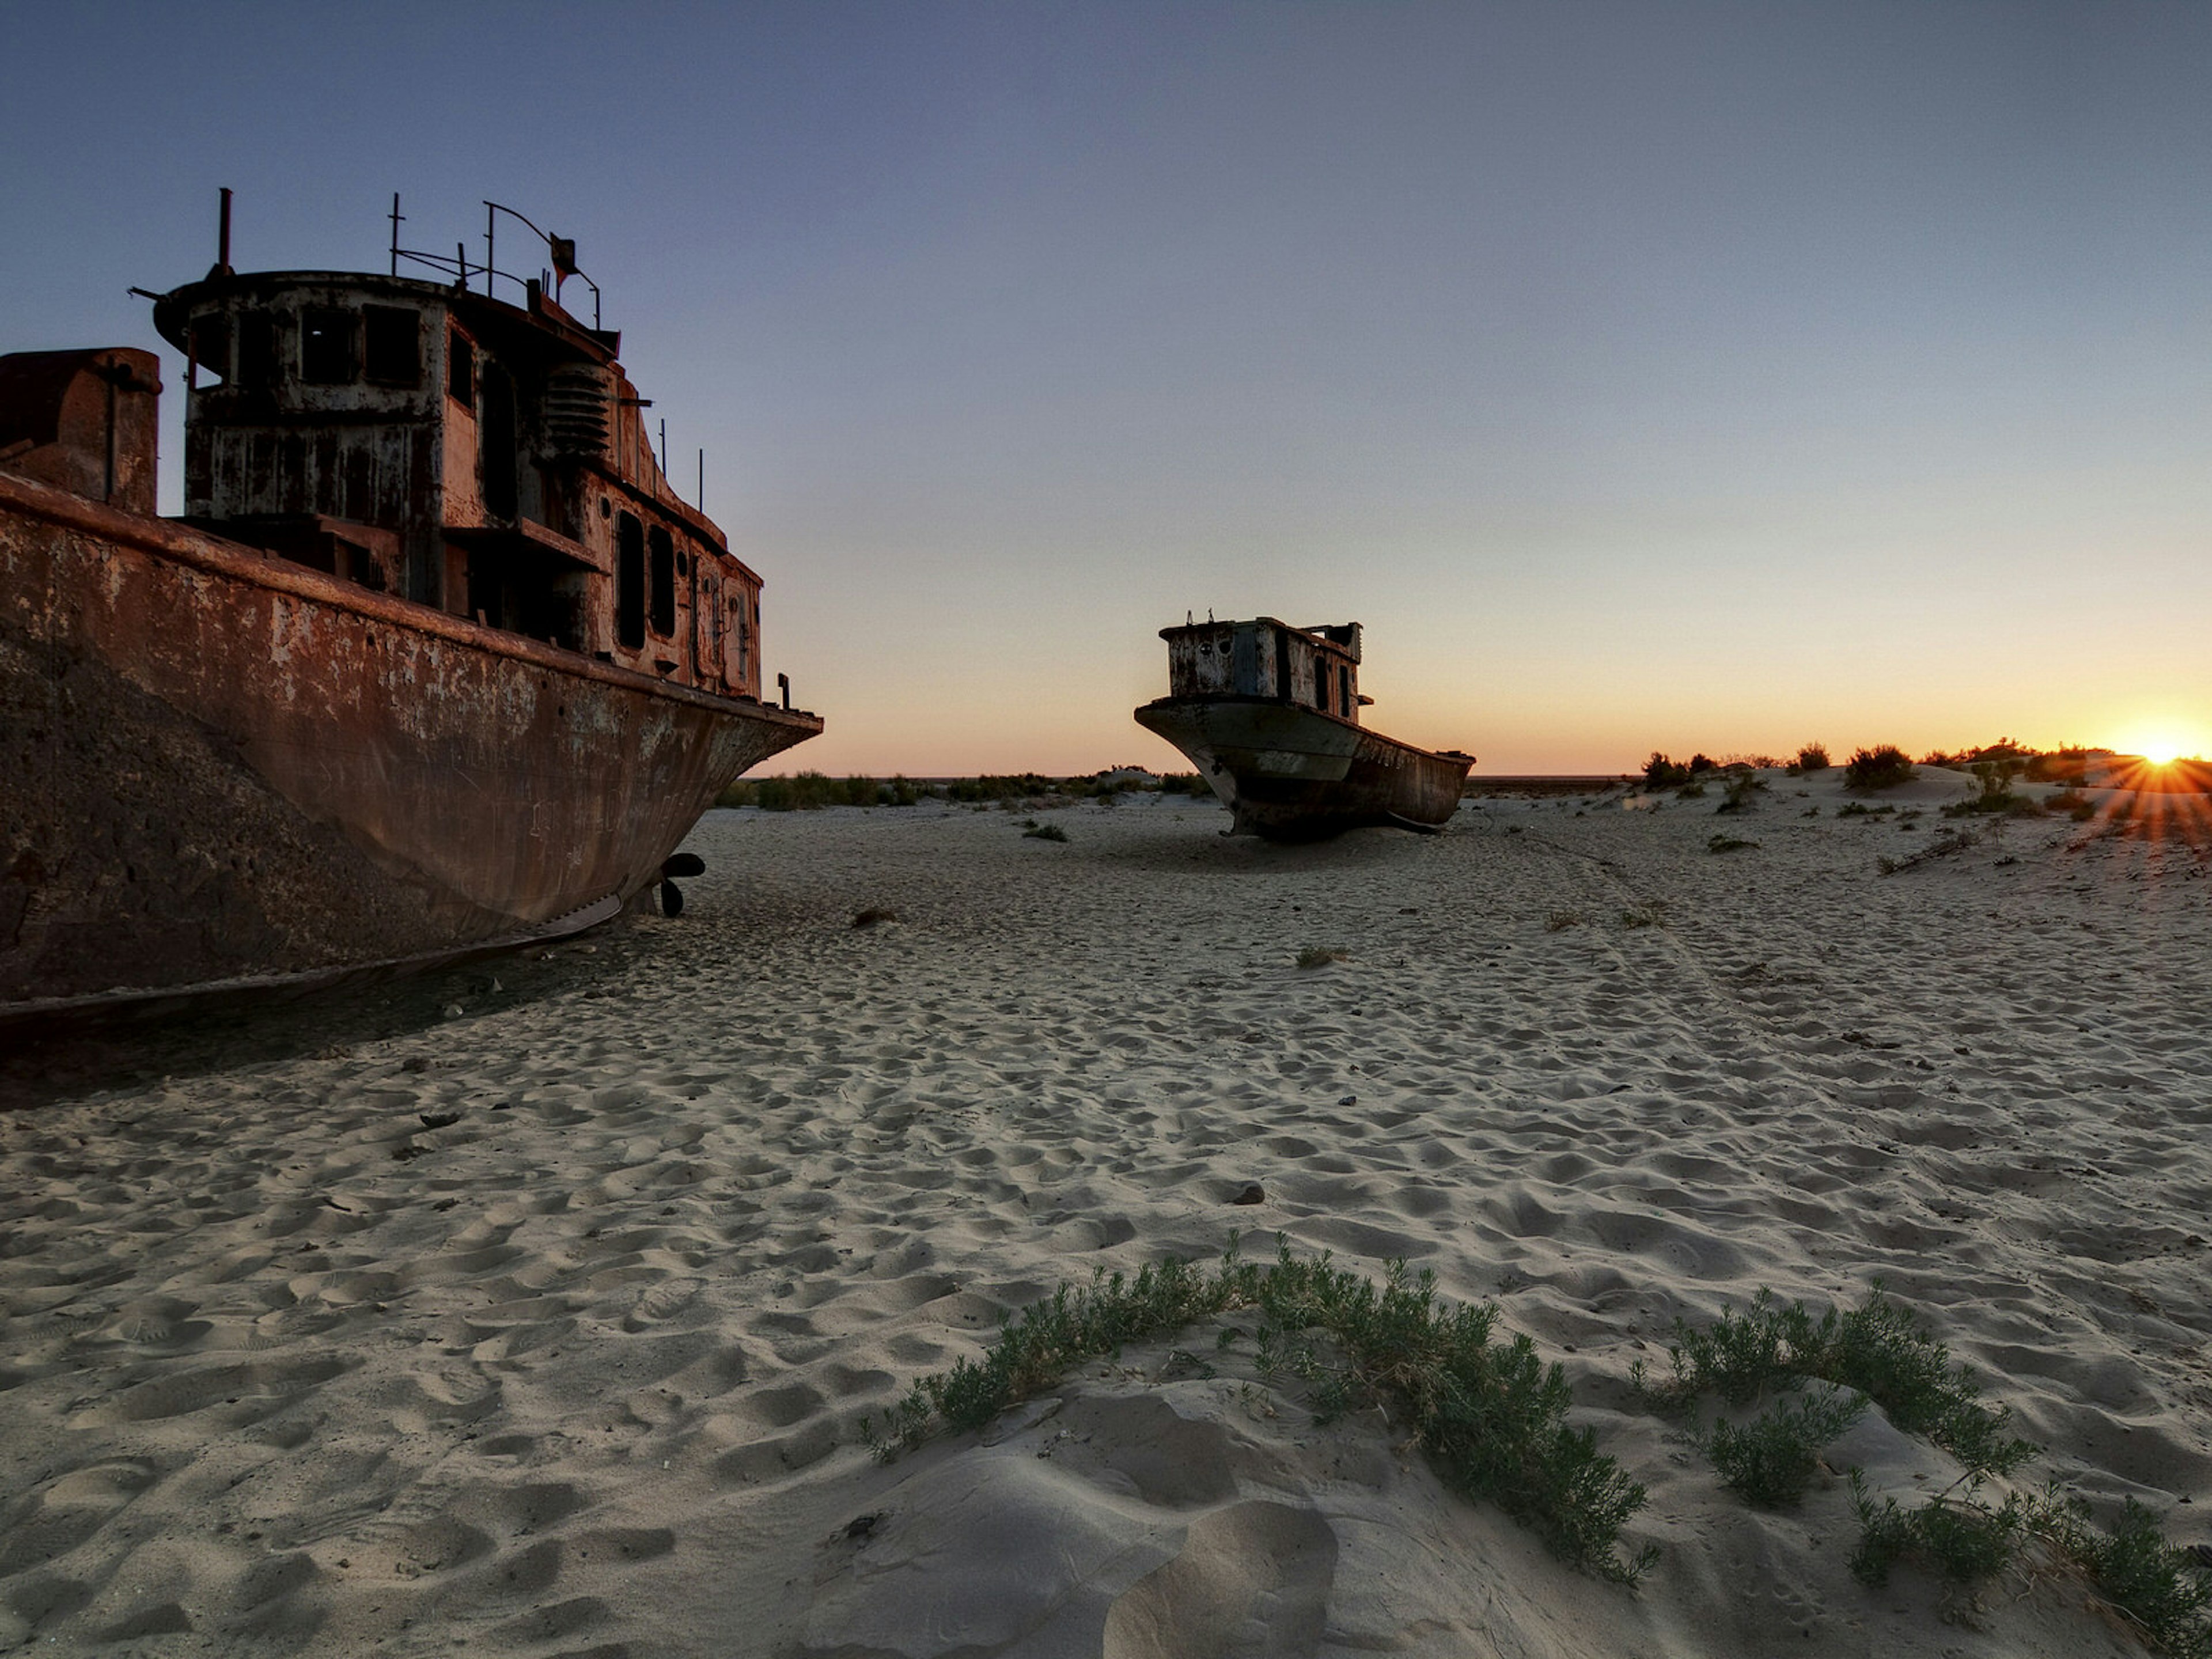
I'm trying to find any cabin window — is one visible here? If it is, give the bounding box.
[363,306,420,387]
[648,526,676,637]
[479,362,517,519]
[448,330,475,404]
[301,308,354,384]
[189,314,230,385]
[238,313,278,388]
[617,513,646,650]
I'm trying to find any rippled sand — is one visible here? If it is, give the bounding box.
[3,772,2208,1656]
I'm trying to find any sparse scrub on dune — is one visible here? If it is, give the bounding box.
[1941,757,2043,820]
[1844,745,1916,791]
[1877,826,1980,876]
[1296,946,1350,968]
[1792,743,1831,775]
[1618,900,1670,927]
[1644,751,1718,789]
[1022,822,1069,842]
[1851,1482,2212,1654]
[1638,1286,2061,1605]
[1715,771,1765,815]
[1707,834,1759,854]
[1705,1389,1867,1508]
[2046,787,2097,822]
[861,1240,1656,1584]
[1850,1472,2030,1586]
[1545,908,1590,932]
[716,771,919,809]
[1638,1286,2033,1477]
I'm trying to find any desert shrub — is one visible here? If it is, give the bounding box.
[1675,781,1707,800]
[1850,1474,2029,1585]
[1707,834,1759,854]
[1715,771,1765,815]
[1296,946,1350,968]
[2046,787,2096,822]
[1688,753,1717,775]
[2036,1497,2212,1657]
[1544,909,1589,932]
[1640,1287,2032,1476]
[1618,900,1669,928]
[1705,1389,1866,1507]
[1844,745,1916,791]
[945,773,1055,803]
[1796,743,1831,774]
[1022,822,1069,842]
[1644,752,1692,789]
[743,770,845,810]
[862,1241,1655,1584]
[1157,772,1210,795]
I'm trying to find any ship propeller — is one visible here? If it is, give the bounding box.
[658,853,706,917]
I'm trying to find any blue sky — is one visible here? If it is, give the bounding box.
[7,2,2206,771]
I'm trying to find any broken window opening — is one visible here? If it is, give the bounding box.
[190,314,231,386]
[647,525,676,637]
[238,313,278,389]
[448,330,475,406]
[616,512,646,650]
[363,306,421,387]
[479,362,517,520]
[301,308,354,384]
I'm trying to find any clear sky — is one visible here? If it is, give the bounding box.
[7,2,2207,773]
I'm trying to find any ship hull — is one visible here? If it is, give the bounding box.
[1134,695,1472,840]
[1,471,820,1012]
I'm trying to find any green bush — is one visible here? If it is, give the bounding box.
[1843,746,1916,791]
[1706,1391,1866,1507]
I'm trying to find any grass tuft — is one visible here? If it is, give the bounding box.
[861,1240,1655,1584]
[1618,900,1670,928]
[1296,946,1351,968]
[1022,823,1070,842]
[1707,834,1759,854]
[1545,909,1590,932]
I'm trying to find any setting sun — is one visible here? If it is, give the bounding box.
[2120,726,2205,767]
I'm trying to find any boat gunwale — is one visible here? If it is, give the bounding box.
[0,467,823,733]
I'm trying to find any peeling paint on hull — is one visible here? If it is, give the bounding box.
[1,471,820,1010]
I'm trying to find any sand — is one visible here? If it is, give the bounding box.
[3,768,2209,1657]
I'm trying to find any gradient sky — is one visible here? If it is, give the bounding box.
[7,2,2207,773]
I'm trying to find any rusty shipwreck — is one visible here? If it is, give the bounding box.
[0,200,821,1012]
[1135,617,1472,839]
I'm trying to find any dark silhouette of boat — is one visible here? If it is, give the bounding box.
[1,196,821,1013]
[1135,616,1473,839]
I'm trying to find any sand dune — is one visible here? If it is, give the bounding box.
[3,770,2208,1655]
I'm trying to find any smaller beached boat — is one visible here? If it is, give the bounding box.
[1134,617,1474,839]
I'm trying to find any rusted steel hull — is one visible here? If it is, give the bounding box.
[1135,696,1473,840]
[1,471,820,1012]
